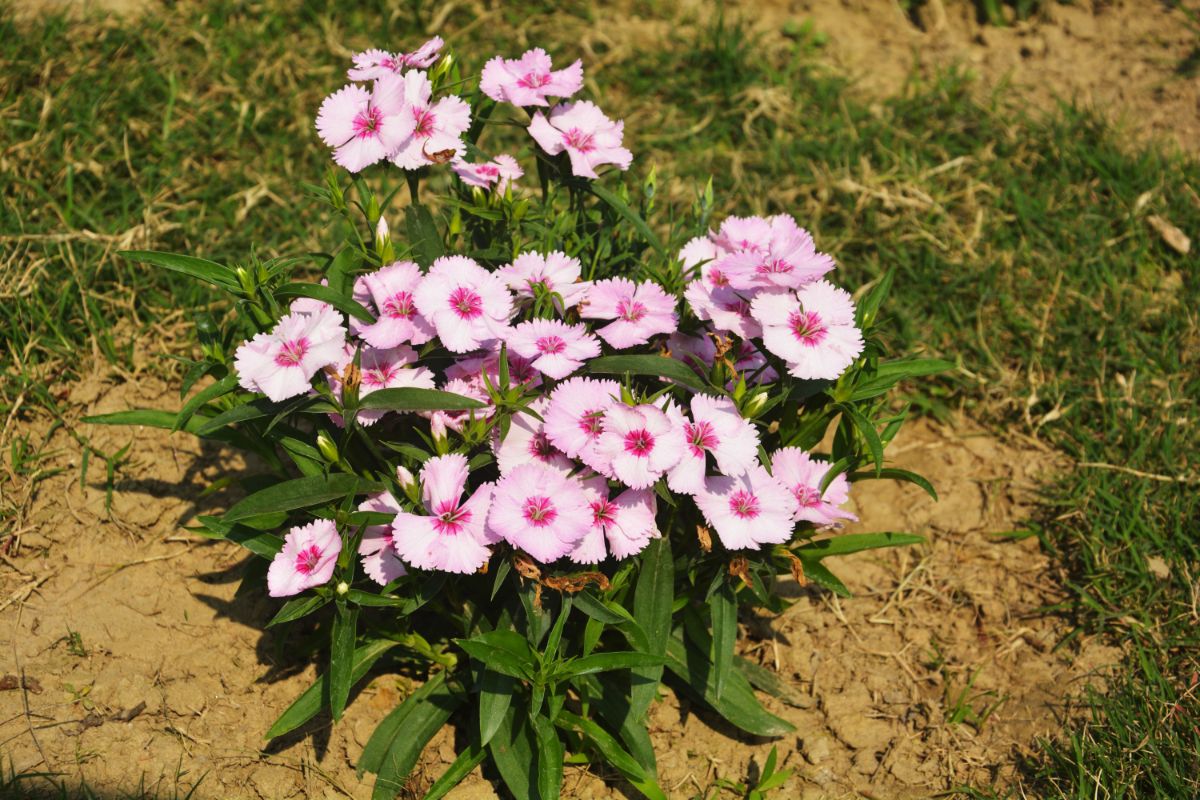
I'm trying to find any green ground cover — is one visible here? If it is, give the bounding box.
[2,2,1197,797]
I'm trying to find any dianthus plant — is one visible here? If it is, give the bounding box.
[93,38,947,800]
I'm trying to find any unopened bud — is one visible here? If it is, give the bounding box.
[316,430,339,463]
[235,265,255,295]
[375,214,389,242]
[336,581,349,596]
[396,465,416,491]
[742,390,769,418]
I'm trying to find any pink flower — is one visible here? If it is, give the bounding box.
[234,306,346,402]
[595,403,683,490]
[390,71,472,170]
[425,376,493,439]
[445,348,541,391]
[351,261,436,348]
[506,319,600,380]
[528,101,632,179]
[568,476,659,563]
[493,397,573,476]
[750,281,864,380]
[347,37,445,80]
[391,454,493,574]
[452,154,523,192]
[720,216,836,291]
[412,256,513,352]
[666,395,761,495]
[290,279,333,315]
[497,251,590,311]
[268,519,342,597]
[543,377,621,473]
[667,333,778,388]
[316,75,415,173]
[683,279,761,340]
[358,491,406,585]
[581,278,677,348]
[487,463,593,562]
[770,448,858,527]
[353,345,437,426]
[481,48,583,107]
[693,466,799,550]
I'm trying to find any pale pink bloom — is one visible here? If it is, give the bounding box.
[683,279,761,340]
[391,454,493,574]
[412,256,513,353]
[355,345,437,425]
[316,75,415,173]
[528,101,632,179]
[694,466,799,550]
[390,71,472,170]
[268,519,342,597]
[679,235,720,272]
[666,395,761,495]
[750,281,864,380]
[452,154,523,192]
[595,403,683,490]
[347,37,445,80]
[444,347,541,391]
[720,216,835,291]
[732,341,779,384]
[506,319,600,380]
[234,307,346,402]
[358,491,406,585]
[493,398,573,476]
[770,448,858,527]
[481,48,583,107]
[498,251,590,311]
[543,377,621,473]
[487,462,593,562]
[351,261,436,348]
[568,476,659,563]
[581,278,677,348]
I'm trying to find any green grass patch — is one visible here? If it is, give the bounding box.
[2,2,1198,797]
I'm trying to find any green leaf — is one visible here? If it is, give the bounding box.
[455,630,535,680]
[325,247,361,297]
[664,634,793,737]
[736,658,810,709]
[358,673,447,777]
[405,204,444,267]
[266,594,328,628]
[422,738,486,800]
[274,282,375,323]
[479,669,515,746]
[837,403,884,474]
[489,704,537,800]
[848,358,954,401]
[587,183,667,259]
[265,638,396,740]
[794,532,925,559]
[371,678,464,800]
[554,711,667,800]
[849,467,938,500]
[329,602,359,721]
[559,652,667,678]
[588,355,707,393]
[359,387,487,412]
[224,474,381,523]
[120,249,239,290]
[533,716,564,800]
[194,515,283,559]
[193,397,275,435]
[630,536,673,723]
[174,373,238,432]
[344,589,408,608]
[855,267,894,329]
[796,557,850,597]
[711,582,737,702]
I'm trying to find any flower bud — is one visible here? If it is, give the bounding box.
[235,265,255,296]
[741,389,769,419]
[336,581,349,596]
[316,430,340,463]
[375,214,389,242]
[396,465,416,491]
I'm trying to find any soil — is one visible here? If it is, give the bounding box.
[0,368,1119,799]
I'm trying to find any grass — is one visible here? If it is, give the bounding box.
[2,1,1199,797]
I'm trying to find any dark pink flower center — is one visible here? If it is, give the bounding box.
[617,298,647,322]
[536,335,567,355]
[475,164,500,178]
[579,410,605,439]
[707,267,730,287]
[719,298,751,316]
[353,107,383,138]
[274,338,310,367]
[294,544,322,574]
[728,489,760,520]
[528,432,558,461]
[794,485,822,508]
[522,496,557,527]
[623,429,655,457]
[448,286,484,320]
[382,291,416,319]
[363,364,400,388]
[684,421,718,457]
[563,127,595,153]
[758,258,794,275]
[432,500,471,535]
[413,106,436,138]
[788,310,827,346]
[518,71,552,89]
[592,499,617,526]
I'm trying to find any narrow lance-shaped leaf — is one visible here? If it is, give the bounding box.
[224,474,382,523]
[120,250,240,291]
[359,387,487,412]
[174,373,239,432]
[588,354,708,394]
[329,602,359,721]
[711,581,737,702]
[274,282,376,323]
[587,183,667,258]
[371,679,465,800]
[630,535,673,723]
[533,716,564,800]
